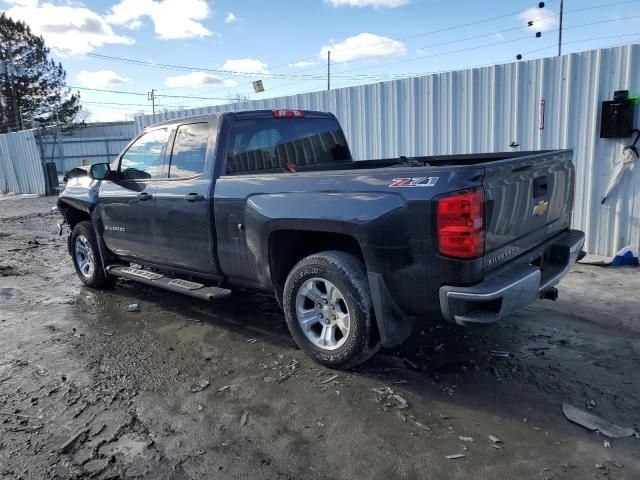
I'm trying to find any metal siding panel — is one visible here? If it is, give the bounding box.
[0,129,46,195]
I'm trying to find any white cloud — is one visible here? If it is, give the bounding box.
[85,107,146,123]
[125,19,143,30]
[519,7,559,32]
[326,0,409,8]
[289,60,316,68]
[221,58,269,74]
[76,70,132,89]
[107,0,212,40]
[3,1,133,54]
[319,33,407,63]
[224,12,238,24]
[164,71,237,88]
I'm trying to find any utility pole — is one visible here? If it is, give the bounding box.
[147,88,156,120]
[327,51,331,91]
[557,0,564,56]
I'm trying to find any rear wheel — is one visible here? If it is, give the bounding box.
[283,251,379,369]
[71,221,114,289]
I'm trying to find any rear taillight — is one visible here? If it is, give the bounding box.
[437,190,485,259]
[272,109,304,118]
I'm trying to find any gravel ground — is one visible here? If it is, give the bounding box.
[1,193,639,480]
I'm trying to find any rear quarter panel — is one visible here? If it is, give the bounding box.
[213,166,485,314]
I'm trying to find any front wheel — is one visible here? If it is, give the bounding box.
[71,221,114,289]
[283,251,379,369]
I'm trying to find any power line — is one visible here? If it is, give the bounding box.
[297,33,640,95]
[249,0,639,81]
[191,0,640,99]
[279,15,640,85]
[65,0,640,111]
[81,100,152,108]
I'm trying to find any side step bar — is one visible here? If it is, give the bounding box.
[107,266,231,301]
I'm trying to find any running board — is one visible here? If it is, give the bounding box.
[107,266,231,301]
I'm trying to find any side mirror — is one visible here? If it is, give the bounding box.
[89,163,110,180]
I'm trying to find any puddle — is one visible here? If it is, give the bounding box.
[0,287,20,300]
[0,215,57,234]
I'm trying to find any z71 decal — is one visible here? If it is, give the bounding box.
[389,177,439,188]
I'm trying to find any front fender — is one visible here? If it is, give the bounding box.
[57,176,100,219]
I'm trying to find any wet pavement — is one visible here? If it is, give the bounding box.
[1,194,639,479]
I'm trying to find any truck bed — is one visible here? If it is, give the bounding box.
[226,150,558,175]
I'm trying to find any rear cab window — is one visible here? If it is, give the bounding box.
[226,117,351,174]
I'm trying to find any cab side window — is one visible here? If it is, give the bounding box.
[169,123,210,178]
[119,128,168,180]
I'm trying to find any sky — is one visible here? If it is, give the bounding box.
[1,0,639,122]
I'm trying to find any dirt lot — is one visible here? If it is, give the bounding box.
[1,193,639,480]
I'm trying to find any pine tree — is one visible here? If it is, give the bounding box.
[0,12,80,133]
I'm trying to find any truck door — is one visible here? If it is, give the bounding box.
[154,120,221,276]
[98,127,169,264]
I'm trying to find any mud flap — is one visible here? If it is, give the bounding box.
[367,272,413,348]
[90,209,114,278]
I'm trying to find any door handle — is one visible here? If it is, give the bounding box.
[184,193,205,202]
[137,192,153,201]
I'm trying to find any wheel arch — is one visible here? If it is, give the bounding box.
[268,229,366,296]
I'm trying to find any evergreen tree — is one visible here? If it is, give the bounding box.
[0,12,80,133]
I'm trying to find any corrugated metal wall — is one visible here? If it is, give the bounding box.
[0,129,46,195]
[135,44,640,257]
[36,121,136,174]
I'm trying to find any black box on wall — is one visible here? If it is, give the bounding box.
[600,90,635,138]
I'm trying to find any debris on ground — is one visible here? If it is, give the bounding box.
[488,435,502,444]
[240,411,249,426]
[413,420,431,431]
[127,303,140,312]
[217,385,230,392]
[490,351,510,358]
[321,374,339,384]
[189,380,210,393]
[58,428,90,454]
[446,454,466,460]
[372,386,409,409]
[603,440,611,448]
[562,403,635,438]
[459,436,474,443]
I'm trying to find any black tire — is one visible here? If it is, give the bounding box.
[283,251,380,369]
[70,221,114,289]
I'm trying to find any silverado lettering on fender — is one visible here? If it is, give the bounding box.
[57,109,585,368]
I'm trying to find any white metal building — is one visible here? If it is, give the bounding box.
[135,44,640,258]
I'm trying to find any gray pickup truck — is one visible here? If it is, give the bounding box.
[57,109,585,368]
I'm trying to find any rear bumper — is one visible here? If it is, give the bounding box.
[439,229,585,326]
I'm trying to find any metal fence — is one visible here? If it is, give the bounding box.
[35,121,136,174]
[135,44,640,258]
[0,129,46,195]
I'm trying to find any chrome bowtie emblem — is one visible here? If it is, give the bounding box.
[532,200,549,216]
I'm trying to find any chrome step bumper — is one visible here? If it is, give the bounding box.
[439,229,585,326]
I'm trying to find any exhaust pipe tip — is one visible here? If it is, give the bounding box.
[542,287,559,301]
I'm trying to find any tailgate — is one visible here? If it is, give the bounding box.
[482,150,574,272]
